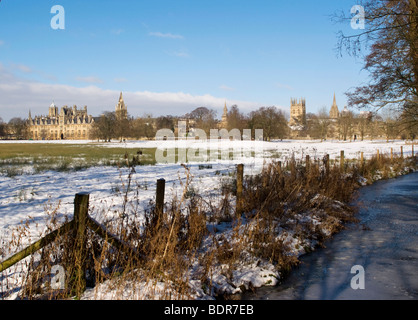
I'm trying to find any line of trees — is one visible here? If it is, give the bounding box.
[306,108,416,142]
[2,105,412,142]
[90,105,289,142]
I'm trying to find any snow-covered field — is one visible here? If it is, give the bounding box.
[0,139,415,299]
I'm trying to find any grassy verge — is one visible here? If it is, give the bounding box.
[0,143,156,176]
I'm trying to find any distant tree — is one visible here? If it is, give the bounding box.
[307,106,331,141]
[379,109,401,142]
[8,117,29,139]
[400,107,418,139]
[227,105,248,132]
[114,114,131,142]
[355,112,373,141]
[130,114,156,140]
[0,117,5,138]
[91,112,116,142]
[248,106,288,141]
[186,107,217,135]
[156,115,175,132]
[338,109,354,141]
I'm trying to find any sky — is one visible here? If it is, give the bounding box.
[0,0,367,122]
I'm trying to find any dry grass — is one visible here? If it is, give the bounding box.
[1,152,416,299]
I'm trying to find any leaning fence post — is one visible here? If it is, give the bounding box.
[156,178,166,217]
[236,164,244,216]
[72,192,90,296]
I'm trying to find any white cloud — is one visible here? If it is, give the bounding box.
[0,66,268,121]
[14,64,32,73]
[114,77,128,83]
[275,82,294,91]
[149,32,184,39]
[75,76,104,84]
[219,85,235,91]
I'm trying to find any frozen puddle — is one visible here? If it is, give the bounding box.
[244,172,418,300]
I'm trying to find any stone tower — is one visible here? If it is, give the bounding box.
[115,92,128,120]
[329,93,340,119]
[220,101,228,129]
[48,102,58,118]
[289,98,306,126]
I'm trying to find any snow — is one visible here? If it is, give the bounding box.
[0,139,415,299]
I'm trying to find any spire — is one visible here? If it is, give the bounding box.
[28,110,32,120]
[119,91,123,101]
[330,92,340,119]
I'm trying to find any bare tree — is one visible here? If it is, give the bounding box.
[8,117,29,139]
[335,0,418,130]
[249,106,288,141]
[0,117,5,138]
[308,106,331,141]
[379,109,401,142]
[186,107,217,135]
[91,112,117,142]
[338,109,354,141]
[227,105,248,132]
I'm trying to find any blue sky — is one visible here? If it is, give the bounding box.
[0,0,367,121]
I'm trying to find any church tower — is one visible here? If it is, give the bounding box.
[220,101,228,129]
[329,93,340,119]
[289,97,306,127]
[115,92,128,120]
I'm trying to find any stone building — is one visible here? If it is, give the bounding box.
[27,93,127,140]
[28,103,95,140]
[289,98,306,127]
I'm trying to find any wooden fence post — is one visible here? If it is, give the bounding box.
[340,150,345,172]
[306,154,310,174]
[325,154,330,177]
[412,145,415,157]
[72,192,90,296]
[391,148,393,162]
[377,149,380,161]
[401,146,403,158]
[236,164,244,216]
[156,178,165,216]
